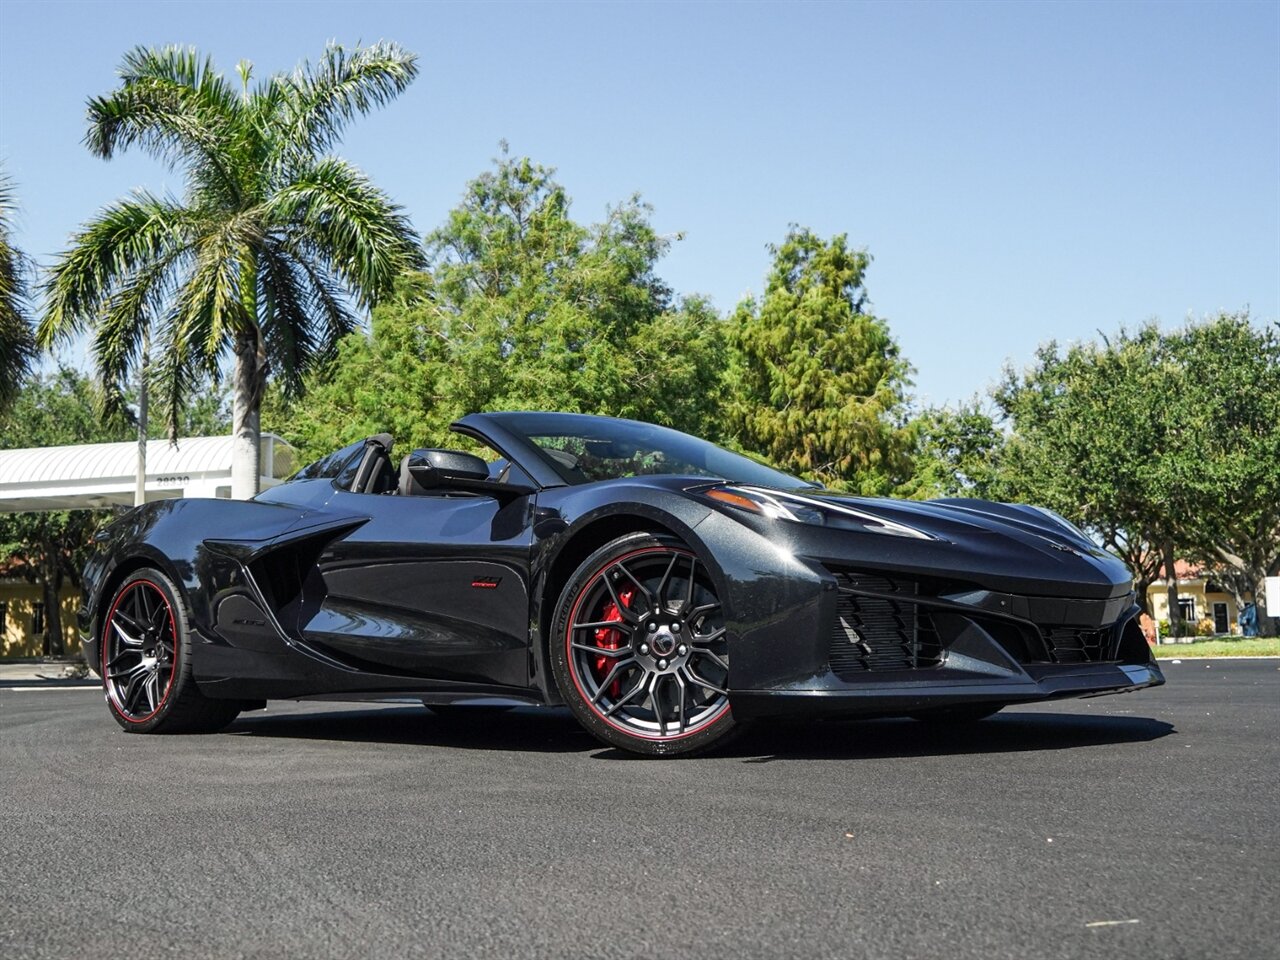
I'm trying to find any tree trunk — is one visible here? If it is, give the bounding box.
[1163,540,1182,637]
[231,331,260,500]
[42,565,64,657]
[135,333,149,507]
[1134,577,1154,616]
[1255,567,1276,638]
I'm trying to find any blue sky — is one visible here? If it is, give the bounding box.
[1,0,1276,408]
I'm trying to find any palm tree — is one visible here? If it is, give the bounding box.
[0,171,36,414]
[39,43,424,497]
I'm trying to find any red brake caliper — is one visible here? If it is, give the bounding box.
[594,588,633,698]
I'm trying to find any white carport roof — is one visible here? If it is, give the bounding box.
[0,434,295,512]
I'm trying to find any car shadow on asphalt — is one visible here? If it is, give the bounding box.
[720,712,1176,764]
[227,705,598,753]
[226,704,1174,761]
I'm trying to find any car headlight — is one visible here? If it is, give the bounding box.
[705,486,826,524]
[702,485,935,539]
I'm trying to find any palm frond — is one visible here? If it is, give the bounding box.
[273,41,418,164]
[258,242,318,396]
[174,212,259,356]
[40,192,197,346]
[155,217,257,437]
[86,45,242,201]
[90,244,193,414]
[117,44,228,93]
[149,298,222,442]
[282,241,361,364]
[265,156,422,307]
[0,172,36,410]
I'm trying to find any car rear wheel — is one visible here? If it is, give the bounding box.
[550,532,740,757]
[101,569,241,734]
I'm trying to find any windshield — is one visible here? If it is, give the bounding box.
[490,412,809,488]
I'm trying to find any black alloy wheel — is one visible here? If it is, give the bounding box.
[551,532,739,757]
[101,569,242,733]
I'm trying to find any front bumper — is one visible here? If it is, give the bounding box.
[721,547,1165,720]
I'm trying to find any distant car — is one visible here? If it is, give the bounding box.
[81,412,1163,756]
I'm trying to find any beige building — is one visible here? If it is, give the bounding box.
[0,577,80,658]
[1145,560,1240,636]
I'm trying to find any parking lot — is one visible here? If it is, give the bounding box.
[2,659,1277,960]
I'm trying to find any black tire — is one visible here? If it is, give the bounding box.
[550,532,741,757]
[100,569,241,734]
[909,704,1002,724]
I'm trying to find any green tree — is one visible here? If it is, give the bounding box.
[994,323,1224,628]
[722,228,913,494]
[1167,315,1280,632]
[0,171,36,413]
[268,274,449,461]
[39,43,423,498]
[995,317,1280,633]
[282,152,725,462]
[118,372,232,439]
[905,400,1005,500]
[0,369,132,655]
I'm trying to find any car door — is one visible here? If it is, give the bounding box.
[300,485,535,688]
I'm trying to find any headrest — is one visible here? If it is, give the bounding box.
[398,455,429,497]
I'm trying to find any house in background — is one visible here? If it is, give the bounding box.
[1146,560,1240,635]
[0,434,295,659]
[0,572,79,658]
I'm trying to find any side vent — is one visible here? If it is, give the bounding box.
[828,573,943,678]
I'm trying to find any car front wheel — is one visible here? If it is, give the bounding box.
[550,533,739,757]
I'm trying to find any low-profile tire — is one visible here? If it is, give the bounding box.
[909,704,1002,724]
[550,532,741,757]
[101,569,241,734]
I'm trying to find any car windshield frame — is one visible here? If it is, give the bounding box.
[478,412,811,489]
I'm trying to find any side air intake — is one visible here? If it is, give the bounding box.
[828,572,943,678]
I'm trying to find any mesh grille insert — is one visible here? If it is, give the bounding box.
[1040,626,1113,664]
[828,573,943,677]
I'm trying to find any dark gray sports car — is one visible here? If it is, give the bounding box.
[81,412,1163,756]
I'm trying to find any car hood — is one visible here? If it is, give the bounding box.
[816,493,1101,552]
[748,487,1135,600]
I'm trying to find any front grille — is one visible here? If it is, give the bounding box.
[828,573,943,677]
[1040,626,1114,664]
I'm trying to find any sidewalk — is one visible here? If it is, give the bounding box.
[0,659,98,686]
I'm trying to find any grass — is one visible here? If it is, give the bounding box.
[1151,637,1280,658]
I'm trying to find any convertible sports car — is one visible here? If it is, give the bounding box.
[80,412,1163,756]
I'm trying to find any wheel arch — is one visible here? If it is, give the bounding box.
[93,549,189,658]
[533,508,726,705]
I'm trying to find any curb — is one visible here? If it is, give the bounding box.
[1155,655,1280,662]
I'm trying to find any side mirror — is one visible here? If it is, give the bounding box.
[407,449,490,489]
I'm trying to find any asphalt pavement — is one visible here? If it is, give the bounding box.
[2,659,1277,960]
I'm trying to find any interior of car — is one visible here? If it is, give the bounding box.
[343,435,531,497]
